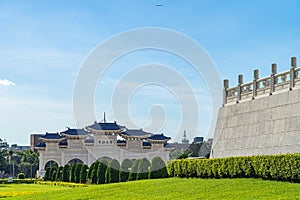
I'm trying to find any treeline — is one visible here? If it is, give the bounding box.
[167,153,300,182]
[44,156,167,184]
[0,149,39,178]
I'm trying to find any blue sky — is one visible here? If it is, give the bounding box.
[1,0,300,145]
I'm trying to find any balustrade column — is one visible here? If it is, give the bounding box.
[270,63,277,94]
[252,69,259,99]
[223,79,229,106]
[290,57,297,90]
[237,74,243,103]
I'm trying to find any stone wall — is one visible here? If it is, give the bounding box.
[212,57,300,158]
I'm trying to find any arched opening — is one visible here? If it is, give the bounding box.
[68,158,84,165]
[45,160,59,169]
[97,156,112,162]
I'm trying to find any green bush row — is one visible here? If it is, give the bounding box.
[35,181,87,187]
[91,157,168,183]
[0,179,35,184]
[44,164,88,183]
[89,156,168,184]
[166,153,300,182]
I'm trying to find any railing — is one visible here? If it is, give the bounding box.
[224,57,298,105]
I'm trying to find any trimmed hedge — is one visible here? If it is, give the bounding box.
[136,158,150,180]
[62,165,70,182]
[97,158,108,184]
[105,159,120,183]
[166,153,300,182]
[120,159,132,182]
[91,161,99,184]
[17,173,25,179]
[149,157,168,179]
[0,179,35,184]
[80,164,89,183]
[35,181,87,187]
[128,159,140,181]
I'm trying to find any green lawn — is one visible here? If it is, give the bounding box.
[1,178,300,199]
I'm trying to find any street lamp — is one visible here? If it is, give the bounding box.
[30,164,33,179]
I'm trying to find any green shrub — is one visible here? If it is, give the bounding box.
[49,167,57,181]
[166,153,300,183]
[62,165,70,182]
[3,179,35,184]
[150,157,168,179]
[44,167,51,181]
[17,173,25,179]
[55,166,63,181]
[105,159,120,183]
[36,181,87,187]
[128,159,140,181]
[97,158,109,184]
[88,162,96,179]
[136,158,150,180]
[74,164,82,183]
[120,159,132,182]
[91,161,99,184]
[166,160,174,177]
[69,164,76,183]
[79,164,88,184]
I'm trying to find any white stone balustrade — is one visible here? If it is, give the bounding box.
[224,57,298,105]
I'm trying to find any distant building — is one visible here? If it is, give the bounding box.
[11,144,30,151]
[35,121,173,177]
[30,134,44,152]
[181,130,189,144]
[0,139,9,149]
[193,137,204,144]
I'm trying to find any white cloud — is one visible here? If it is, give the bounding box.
[0,79,15,86]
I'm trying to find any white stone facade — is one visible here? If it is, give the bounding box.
[36,123,172,177]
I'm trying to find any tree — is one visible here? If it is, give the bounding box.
[79,164,89,183]
[105,159,120,183]
[119,159,132,182]
[55,166,63,181]
[128,159,140,181]
[62,165,70,182]
[198,141,212,158]
[137,158,150,180]
[44,167,51,181]
[0,150,9,174]
[75,164,82,183]
[149,156,168,179]
[18,162,31,178]
[69,164,76,182]
[97,158,109,184]
[0,149,39,178]
[49,167,57,181]
[88,162,96,179]
[91,161,99,184]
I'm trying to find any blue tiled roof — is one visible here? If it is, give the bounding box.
[121,129,151,137]
[87,121,123,131]
[36,142,46,147]
[85,136,94,143]
[59,140,68,146]
[148,134,171,140]
[61,128,89,136]
[41,132,63,140]
[117,140,127,144]
[143,141,151,146]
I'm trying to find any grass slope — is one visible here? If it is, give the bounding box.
[2,178,300,199]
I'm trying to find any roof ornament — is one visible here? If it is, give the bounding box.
[104,112,106,123]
